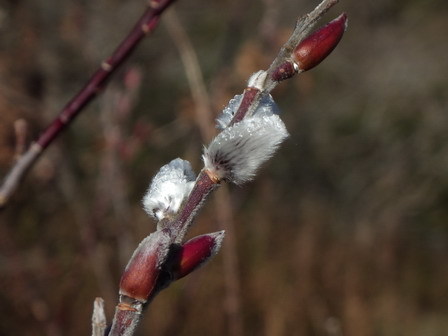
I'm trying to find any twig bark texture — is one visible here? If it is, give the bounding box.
[0,0,177,208]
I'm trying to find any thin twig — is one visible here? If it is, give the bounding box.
[0,0,178,209]
[92,297,107,336]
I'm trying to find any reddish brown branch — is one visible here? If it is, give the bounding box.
[172,170,219,242]
[0,0,177,209]
[108,302,143,336]
[230,87,260,125]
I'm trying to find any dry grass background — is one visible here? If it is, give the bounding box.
[1,0,448,335]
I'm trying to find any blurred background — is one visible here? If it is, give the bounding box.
[1,0,448,335]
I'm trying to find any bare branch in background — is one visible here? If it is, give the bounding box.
[0,0,178,209]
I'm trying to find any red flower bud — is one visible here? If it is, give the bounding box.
[293,13,347,72]
[119,230,171,302]
[173,231,225,280]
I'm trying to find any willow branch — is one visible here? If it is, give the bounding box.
[0,0,177,209]
[172,0,341,239]
[152,0,343,281]
[107,1,345,334]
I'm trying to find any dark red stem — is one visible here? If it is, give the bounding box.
[229,87,260,126]
[38,0,175,148]
[108,302,142,336]
[0,0,177,208]
[172,170,218,242]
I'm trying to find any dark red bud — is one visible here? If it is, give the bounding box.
[119,230,171,302]
[271,61,297,82]
[293,13,347,72]
[174,231,225,279]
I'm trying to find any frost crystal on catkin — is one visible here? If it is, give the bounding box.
[216,94,243,130]
[253,94,281,118]
[203,114,289,184]
[215,93,280,130]
[143,158,196,221]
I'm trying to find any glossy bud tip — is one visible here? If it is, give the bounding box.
[293,13,347,72]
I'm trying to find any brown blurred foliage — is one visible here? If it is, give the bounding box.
[1,0,448,335]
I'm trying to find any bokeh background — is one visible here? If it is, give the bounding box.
[1,0,448,335]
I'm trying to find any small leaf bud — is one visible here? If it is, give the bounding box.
[271,61,298,82]
[173,231,225,279]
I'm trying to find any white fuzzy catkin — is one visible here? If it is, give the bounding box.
[203,114,288,184]
[143,158,196,221]
[215,93,280,130]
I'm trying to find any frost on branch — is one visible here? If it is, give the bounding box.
[216,94,243,130]
[253,94,281,118]
[204,113,289,184]
[247,70,268,90]
[216,92,281,130]
[143,158,196,222]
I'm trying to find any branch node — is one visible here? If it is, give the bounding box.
[101,61,112,72]
[117,302,140,312]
